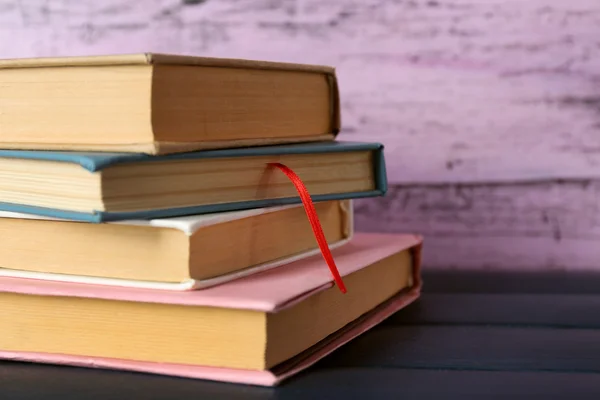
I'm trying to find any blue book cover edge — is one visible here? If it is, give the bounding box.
[0,141,388,222]
[0,141,384,172]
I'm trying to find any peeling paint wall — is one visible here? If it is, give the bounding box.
[2,0,600,270]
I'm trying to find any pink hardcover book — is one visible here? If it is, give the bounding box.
[0,232,423,386]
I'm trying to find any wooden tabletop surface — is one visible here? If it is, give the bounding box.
[3,270,600,400]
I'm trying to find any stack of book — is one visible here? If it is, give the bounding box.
[0,53,423,386]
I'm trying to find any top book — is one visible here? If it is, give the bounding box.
[0,53,340,155]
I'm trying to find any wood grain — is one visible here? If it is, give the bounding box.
[355,181,600,270]
[2,0,599,181]
[1,0,599,268]
[318,325,600,372]
[384,293,600,328]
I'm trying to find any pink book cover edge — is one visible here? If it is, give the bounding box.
[0,232,424,386]
[0,232,422,313]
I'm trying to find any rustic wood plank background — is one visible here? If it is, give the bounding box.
[1,0,599,270]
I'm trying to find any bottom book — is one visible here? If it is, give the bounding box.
[0,232,423,386]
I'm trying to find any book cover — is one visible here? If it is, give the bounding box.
[0,232,422,386]
[0,201,354,291]
[0,141,387,222]
[0,53,340,155]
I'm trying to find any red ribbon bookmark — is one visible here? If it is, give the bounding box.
[267,162,347,294]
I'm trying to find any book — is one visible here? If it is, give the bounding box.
[0,53,339,155]
[0,200,352,290]
[0,232,422,386]
[0,141,386,222]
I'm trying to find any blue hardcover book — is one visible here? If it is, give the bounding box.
[0,141,387,222]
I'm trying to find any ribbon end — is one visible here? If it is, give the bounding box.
[334,275,347,294]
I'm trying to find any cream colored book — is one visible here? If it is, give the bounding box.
[0,200,352,290]
[0,53,340,154]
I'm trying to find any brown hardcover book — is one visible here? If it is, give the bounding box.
[0,53,340,154]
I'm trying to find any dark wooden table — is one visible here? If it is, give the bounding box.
[3,270,600,399]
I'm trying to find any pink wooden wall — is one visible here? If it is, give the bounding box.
[2,0,600,270]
